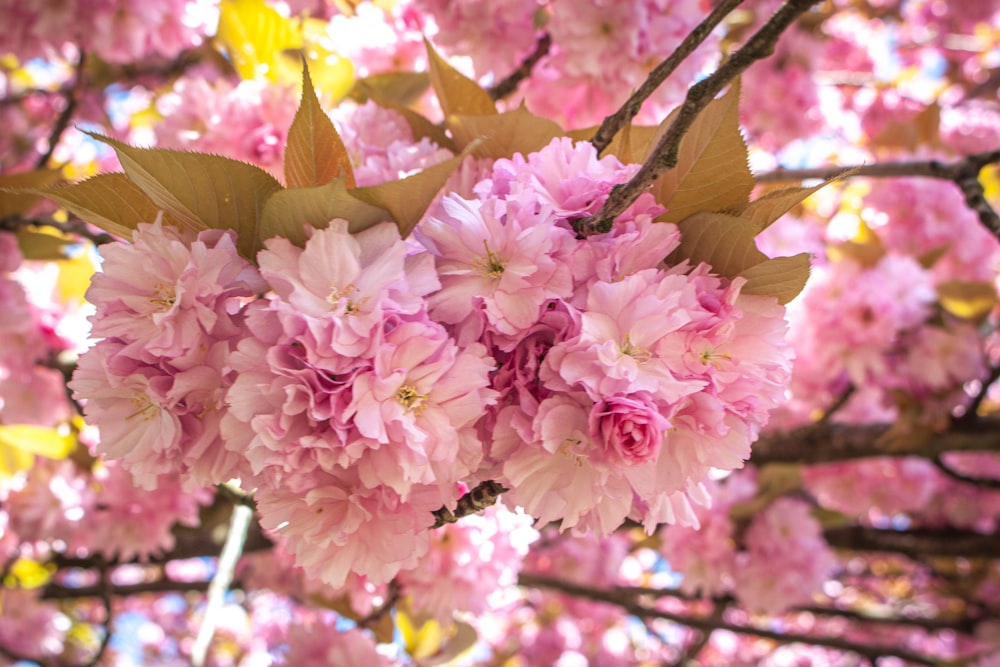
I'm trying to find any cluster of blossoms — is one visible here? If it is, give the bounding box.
[0,0,214,64]
[662,475,838,613]
[72,136,794,588]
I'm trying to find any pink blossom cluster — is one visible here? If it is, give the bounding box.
[418,137,792,536]
[220,220,496,587]
[153,76,301,179]
[662,475,837,613]
[70,220,266,489]
[333,101,453,186]
[0,0,214,64]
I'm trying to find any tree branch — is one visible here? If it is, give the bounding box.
[755,150,1000,239]
[488,33,552,101]
[517,573,939,665]
[751,417,1000,465]
[35,49,87,170]
[590,0,746,154]
[0,214,117,246]
[823,526,1000,559]
[580,0,823,235]
[931,455,1000,490]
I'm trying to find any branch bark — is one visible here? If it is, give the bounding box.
[580,0,823,234]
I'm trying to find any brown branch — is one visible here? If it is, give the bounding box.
[35,49,87,170]
[43,578,212,600]
[580,0,823,235]
[488,33,552,102]
[755,150,1000,239]
[824,526,1000,560]
[932,455,1000,489]
[590,0,746,154]
[750,417,1000,465]
[431,480,508,528]
[0,214,117,246]
[79,562,113,667]
[517,573,939,665]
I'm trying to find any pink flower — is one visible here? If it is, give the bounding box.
[589,394,670,465]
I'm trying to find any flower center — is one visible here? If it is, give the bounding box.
[327,283,366,314]
[126,392,160,422]
[620,335,650,363]
[474,240,506,278]
[148,283,176,311]
[396,384,427,413]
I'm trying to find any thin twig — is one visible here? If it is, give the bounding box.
[580,0,823,234]
[958,364,1000,425]
[191,503,254,667]
[35,49,87,170]
[590,0,746,154]
[817,384,855,424]
[518,573,939,666]
[488,33,552,101]
[80,561,114,667]
[932,455,1000,490]
[0,214,117,246]
[670,600,724,666]
[755,150,1000,239]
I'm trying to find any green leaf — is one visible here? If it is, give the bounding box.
[29,173,175,239]
[669,211,767,278]
[259,178,390,245]
[91,134,284,260]
[351,153,468,238]
[740,253,811,304]
[654,82,754,222]
[448,106,565,158]
[216,0,303,81]
[0,170,62,218]
[425,38,496,119]
[285,62,355,189]
[16,230,73,260]
[351,71,431,107]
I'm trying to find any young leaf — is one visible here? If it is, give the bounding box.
[425,38,496,119]
[742,177,841,232]
[0,424,76,479]
[16,229,74,260]
[0,169,61,218]
[216,0,303,81]
[285,62,355,189]
[91,134,284,259]
[653,82,754,222]
[351,71,431,107]
[669,211,767,278]
[29,173,176,239]
[351,153,468,238]
[740,252,811,304]
[448,106,564,158]
[259,178,390,245]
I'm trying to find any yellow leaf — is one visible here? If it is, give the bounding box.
[668,211,767,278]
[448,106,565,159]
[653,81,754,222]
[57,250,96,305]
[0,169,62,218]
[4,558,55,589]
[425,39,496,118]
[351,152,470,238]
[398,610,444,660]
[740,252,811,304]
[302,48,355,102]
[30,173,175,240]
[600,123,664,165]
[937,280,998,322]
[827,239,886,269]
[284,62,355,188]
[421,620,478,667]
[0,424,76,478]
[90,134,284,260]
[216,0,303,81]
[259,178,390,245]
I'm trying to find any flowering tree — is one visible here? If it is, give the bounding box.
[1,0,1000,664]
